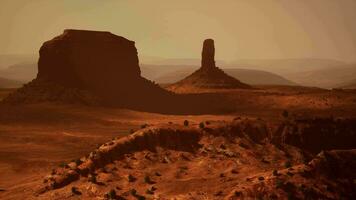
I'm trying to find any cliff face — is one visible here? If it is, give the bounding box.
[37,29,141,93]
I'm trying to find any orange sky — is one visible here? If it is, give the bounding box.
[1,0,356,62]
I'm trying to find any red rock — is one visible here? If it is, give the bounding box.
[201,39,216,70]
[169,39,252,89]
[37,29,141,92]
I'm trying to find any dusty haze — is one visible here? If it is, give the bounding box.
[1,0,356,63]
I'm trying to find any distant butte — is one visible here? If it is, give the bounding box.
[169,39,251,90]
[2,30,236,114]
[3,29,173,108]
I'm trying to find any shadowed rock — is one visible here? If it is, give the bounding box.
[201,39,216,69]
[38,29,141,91]
[2,30,238,114]
[169,39,252,90]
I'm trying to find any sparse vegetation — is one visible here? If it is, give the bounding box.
[128,174,136,182]
[88,174,97,183]
[286,171,294,177]
[130,189,146,200]
[74,158,82,166]
[215,190,223,196]
[284,161,292,168]
[275,179,284,188]
[71,187,81,195]
[130,189,137,195]
[273,169,279,176]
[146,188,154,194]
[239,141,249,149]
[58,161,67,168]
[144,175,155,184]
[234,191,242,196]
[282,110,289,118]
[105,189,116,199]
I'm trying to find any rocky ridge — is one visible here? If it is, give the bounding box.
[36,117,356,199]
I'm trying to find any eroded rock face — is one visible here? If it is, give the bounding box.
[37,29,141,93]
[201,39,216,69]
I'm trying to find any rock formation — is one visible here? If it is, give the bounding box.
[3,29,173,108]
[169,39,251,91]
[201,39,216,69]
[37,30,141,91]
[2,30,237,114]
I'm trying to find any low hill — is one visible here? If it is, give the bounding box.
[338,79,356,89]
[229,58,348,75]
[0,62,37,82]
[229,59,356,88]
[0,77,23,88]
[0,54,36,70]
[286,64,356,88]
[153,67,296,85]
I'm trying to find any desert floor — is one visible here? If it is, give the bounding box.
[0,86,355,199]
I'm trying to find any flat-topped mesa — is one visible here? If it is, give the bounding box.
[4,29,180,109]
[37,29,141,90]
[201,39,216,69]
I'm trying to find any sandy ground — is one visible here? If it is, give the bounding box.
[0,103,234,196]
[0,86,355,199]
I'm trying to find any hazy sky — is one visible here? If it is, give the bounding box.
[1,0,356,62]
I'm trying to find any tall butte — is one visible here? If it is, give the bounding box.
[169,39,251,91]
[201,39,216,70]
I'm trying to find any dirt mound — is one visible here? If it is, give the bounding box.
[169,39,251,91]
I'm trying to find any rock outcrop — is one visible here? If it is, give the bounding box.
[169,39,251,90]
[274,117,356,154]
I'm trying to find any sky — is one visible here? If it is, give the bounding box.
[1,0,356,63]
